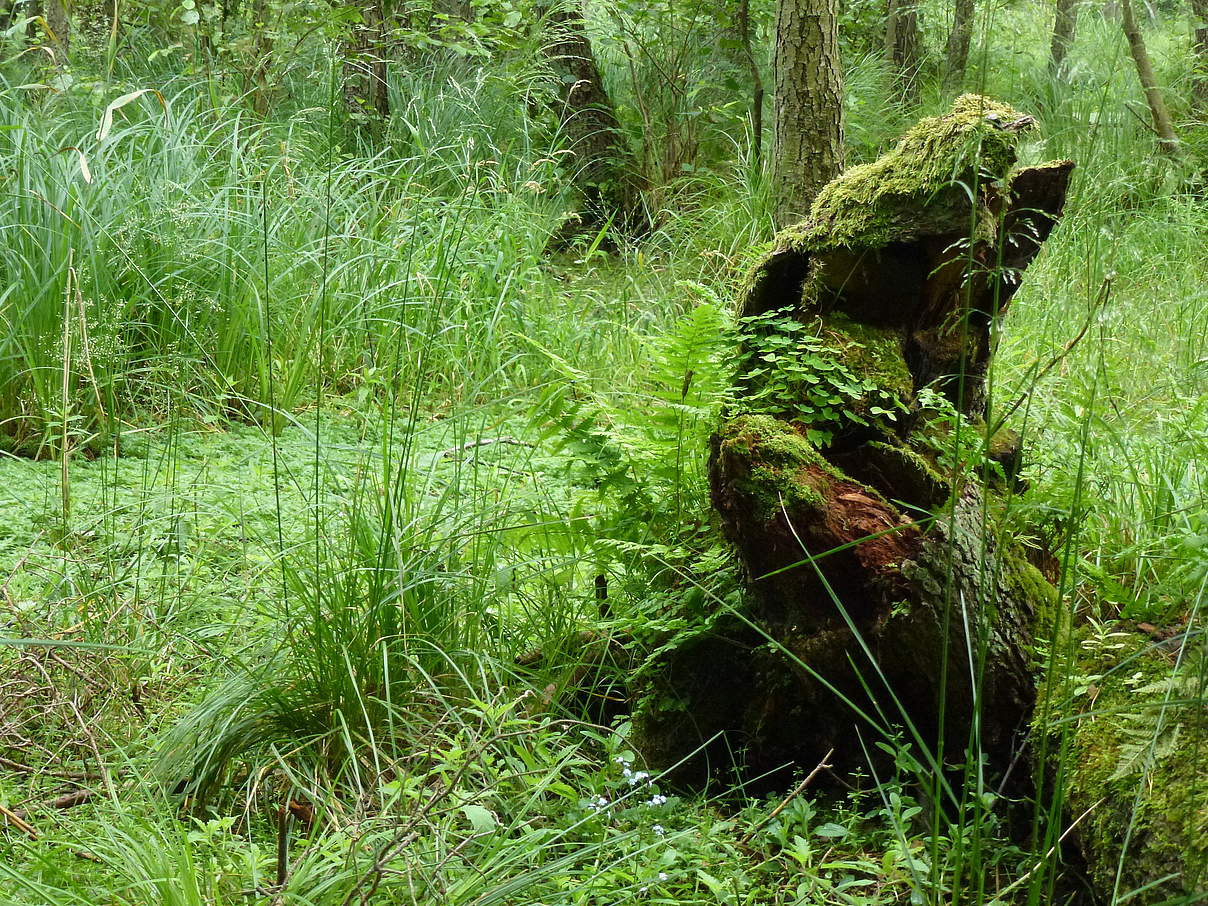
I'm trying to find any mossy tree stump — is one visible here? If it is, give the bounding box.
[635,96,1073,790]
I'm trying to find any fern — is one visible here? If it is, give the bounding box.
[528,290,733,559]
[1105,667,1203,783]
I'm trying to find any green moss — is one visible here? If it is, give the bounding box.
[821,313,915,402]
[1042,633,1208,902]
[717,415,833,520]
[771,95,1034,259]
[1002,550,1059,646]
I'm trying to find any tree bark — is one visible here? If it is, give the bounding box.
[248,0,274,116]
[544,3,645,234]
[772,0,844,227]
[944,0,974,87]
[1050,0,1078,74]
[1120,0,1178,152]
[1191,0,1208,107]
[35,0,69,56]
[343,0,390,125]
[885,0,922,103]
[635,97,1074,793]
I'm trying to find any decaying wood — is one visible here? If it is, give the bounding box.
[635,96,1072,791]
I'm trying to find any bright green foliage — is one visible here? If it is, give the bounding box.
[2,1,1208,905]
[734,309,910,445]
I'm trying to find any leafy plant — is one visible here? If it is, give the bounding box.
[732,308,908,446]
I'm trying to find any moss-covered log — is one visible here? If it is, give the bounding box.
[1039,626,1208,904]
[635,96,1072,790]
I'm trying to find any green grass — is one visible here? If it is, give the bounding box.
[2,2,1208,904]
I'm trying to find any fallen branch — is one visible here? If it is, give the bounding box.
[739,748,834,847]
[437,436,533,459]
[0,802,37,839]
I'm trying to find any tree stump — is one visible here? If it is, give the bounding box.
[634,96,1073,790]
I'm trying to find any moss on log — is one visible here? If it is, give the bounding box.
[1039,627,1208,903]
[634,96,1073,791]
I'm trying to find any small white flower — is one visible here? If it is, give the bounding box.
[648,794,667,806]
[652,824,665,836]
[658,872,668,881]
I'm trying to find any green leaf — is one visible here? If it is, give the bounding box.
[461,804,497,833]
[814,822,848,839]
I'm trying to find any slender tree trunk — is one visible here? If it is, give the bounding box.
[435,0,471,19]
[772,0,844,227]
[944,0,974,87]
[343,0,390,124]
[1050,0,1078,74]
[544,3,645,232]
[1192,0,1208,106]
[737,0,765,165]
[35,0,69,55]
[249,0,273,116]
[885,0,922,103]
[1120,0,1178,152]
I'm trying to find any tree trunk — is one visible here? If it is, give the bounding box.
[40,0,69,56]
[737,0,765,166]
[343,0,391,125]
[772,0,844,226]
[1120,0,1178,152]
[1191,0,1208,107]
[1050,0,1078,74]
[543,4,645,234]
[885,0,922,103]
[635,96,1074,794]
[249,0,274,116]
[944,0,974,87]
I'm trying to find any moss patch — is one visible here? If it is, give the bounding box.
[796,94,1033,251]
[1043,632,1208,903]
[715,414,831,520]
[821,313,915,404]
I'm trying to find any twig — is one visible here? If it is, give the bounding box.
[47,788,94,810]
[0,755,92,780]
[992,799,1102,900]
[739,748,834,847]
[436,436,532,459]
[0,803,37,839]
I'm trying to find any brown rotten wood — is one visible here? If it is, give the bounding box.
[634,98,1073,792]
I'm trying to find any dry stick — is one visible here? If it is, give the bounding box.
[68,699,118,805]
[739,748,834,847]
[436,436,532,459]
[0,755,92,780]
[993,799,1103,901]
[0,802,37,839]
[47,788,94,810]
